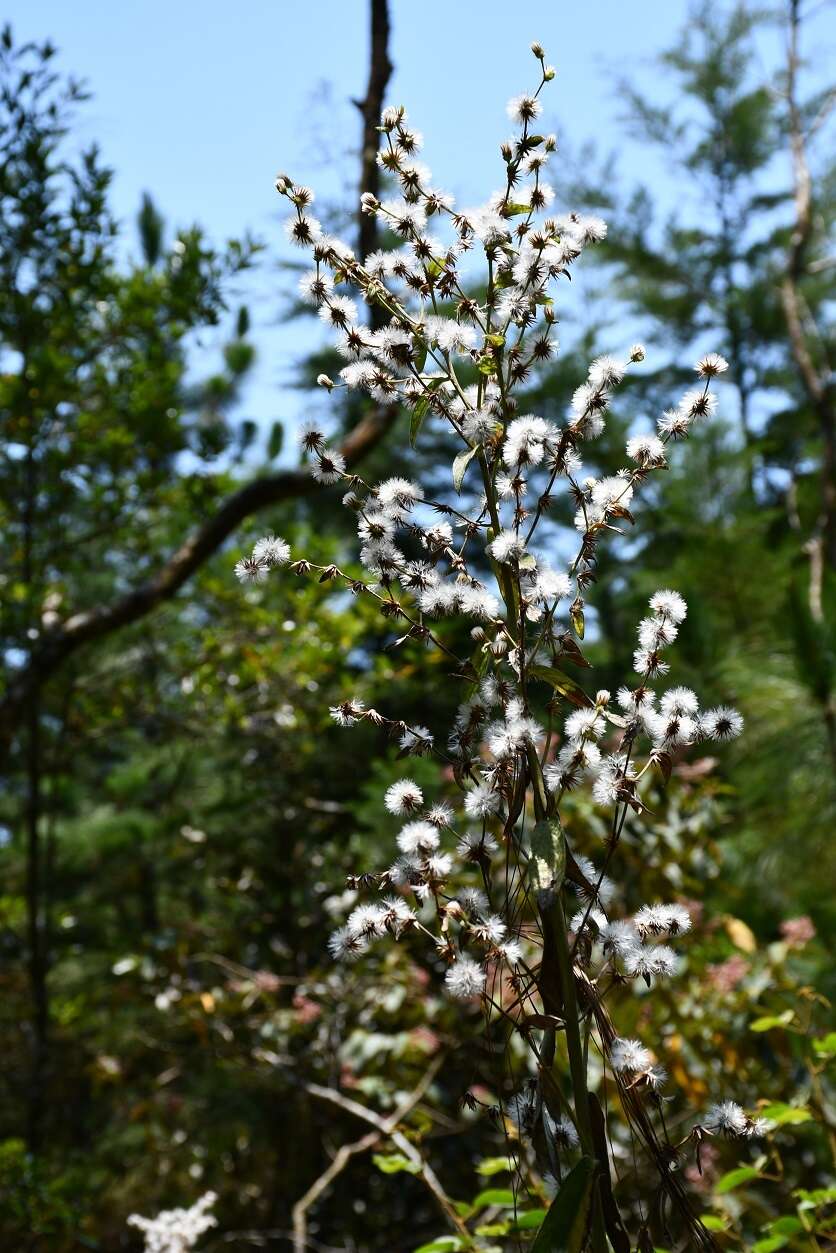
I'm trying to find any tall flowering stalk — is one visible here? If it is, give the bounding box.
[238,43,762,1251]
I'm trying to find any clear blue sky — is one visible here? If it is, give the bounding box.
[4,0,832,447]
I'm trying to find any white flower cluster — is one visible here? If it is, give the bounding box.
[234,534,291,584]
[235,42,749,1179]
[702,1100,768,1139]
[260,47,743,1020]
[127,1192,217,1253]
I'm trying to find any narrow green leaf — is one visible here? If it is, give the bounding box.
[452,445,477,492]
[410,395,431,449]
[752,1237,789,1253]
[267,420,284,460]
[476,1156,513,1176]
[372,1152,421,1175]
[473,1188,515,1209]
[767,1217,804,1237]
[530,819,565,894]
[570,602,585,639]
[715,1165,761,1194]
[530,665,593,708]
[513,1209,547,1230]
[750,1010,794,1032]
[794,1185,836,1207]
[530,1156,595,1252]
[412,1239,465,1253]
[760,1102,812,1125]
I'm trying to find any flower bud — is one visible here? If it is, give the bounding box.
[317,373,334,390]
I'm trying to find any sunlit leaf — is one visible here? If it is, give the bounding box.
[530,1156,595,1252]
[750,1011,795,1032]
[530,665,592,708]
[716,1166,761,1193]
[452,445,477,492]
[372,1152,421,1175]
[473,1188,515,1209]
[760,1102,812,1126]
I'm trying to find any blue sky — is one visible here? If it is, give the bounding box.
[6,1,833,449]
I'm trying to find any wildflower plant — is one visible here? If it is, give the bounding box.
[128,1192,217,1253]
[236,43,758,1251]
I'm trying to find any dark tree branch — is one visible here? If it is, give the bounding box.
[0,404,397,759]
[0,0,397,761]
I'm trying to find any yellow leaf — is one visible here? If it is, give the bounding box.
[200,992,215,1013]
[725,917,756,953]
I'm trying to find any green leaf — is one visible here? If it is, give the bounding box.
[504,202,531,216]
[476,354,497,375]
[410,395,431,449]
[267,420,284,460]
[814,1032,836,1057]
[530,819,565,894]
[475,1222,510,1237]
[452,445,477,492]
[760,1102,812,1125]
[570,602,585,639]
[715,1165,761,1193]
[476,1156,513,1176]
[473,1188,515,1209]
[530,665,592,708]
[412,1240,466,1253]
[752,1237,789,1253]
[767,1217,804,1237]
[794,1185,836,1208]
[373,1152,421,1175]
[513,1209,547,1229]
[700,1216,728,1232]
[530,1156,595,1252]
[484,333,505,348]
[750,1010,794,1032]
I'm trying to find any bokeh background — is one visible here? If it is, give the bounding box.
[0,1,833,1249]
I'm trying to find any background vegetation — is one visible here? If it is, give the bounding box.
[0,2,833,1249]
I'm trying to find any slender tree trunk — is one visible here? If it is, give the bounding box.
[782,0,835,566]
[25,692,48,1151]
[781,0,836,767]
[22,416,48,1151]
[354,0,393,268]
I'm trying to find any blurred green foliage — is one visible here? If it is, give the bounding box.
[0,5,833,1251]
